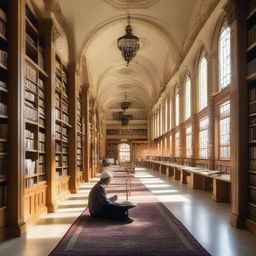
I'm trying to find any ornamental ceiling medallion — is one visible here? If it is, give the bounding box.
[103,0,160,9]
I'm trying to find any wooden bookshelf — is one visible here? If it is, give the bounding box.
[23,2,48,224]
[54,54,70,200]
[76,88,83,186]
[0,0,8,241]
[247,0,256,232]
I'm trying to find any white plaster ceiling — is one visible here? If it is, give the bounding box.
[56,0,218,121]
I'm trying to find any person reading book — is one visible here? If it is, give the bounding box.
[88,171,135,223]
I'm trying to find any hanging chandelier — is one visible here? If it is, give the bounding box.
[117,15,140,66]
[120,92,131,112]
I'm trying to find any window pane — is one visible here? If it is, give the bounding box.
[199,57,208,111]
[199,117,209,158]
[175,132,180,157]
[185,77,191,120]
[186,126,192,157]
[176,89,179,126]
[119,144,130,162]
[219,27,231,90]
[219,101,231,158]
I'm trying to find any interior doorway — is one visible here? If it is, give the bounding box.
[119,143,131,163]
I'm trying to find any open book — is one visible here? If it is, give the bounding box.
[117,200,137,208]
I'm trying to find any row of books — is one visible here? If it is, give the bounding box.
[249,160,256,170]
[0,102,8,115]
[0,157,7,174]
[249,127,256,141]
[39,155,45,163]
[39,106,45,116]
[249,102,256,114]
[39,132,45,142]
[0,184,7,207]
[25,177,36,188]
[248,25,256,47]
[0,81,7,90]
[249,173,256,186]
[0,50,7,67]
[38,175,46,183]
[0,17,6,37]
[25,106,38,122]
[25,90,36,105]
[26,33,37,48]
[25,63,37,83]
[39,142,45,152]
[249,205,256,220]
[39,88,45,99]
[248,59,256,77]
[25,79,37,94]
[38,164,45,174]
[39,117,45,127]
[0,141,7,151]
[56,142,61,152]
[0,123,7,139]
[25,159,36,175]
[38,47,44,70]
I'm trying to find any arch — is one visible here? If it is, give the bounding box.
[78,14,181,71]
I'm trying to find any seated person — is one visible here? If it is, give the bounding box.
[88,171,134,223]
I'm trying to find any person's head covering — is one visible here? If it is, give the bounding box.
[100,171,113,179]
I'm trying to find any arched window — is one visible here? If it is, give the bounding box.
[219,26,231,90]
[175,87,179,126]
[198,56,208,111]
[165,97,168,132]
[119,143,130,162]
[185,76,191,120]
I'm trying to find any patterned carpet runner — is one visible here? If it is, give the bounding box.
[49,166,211,256]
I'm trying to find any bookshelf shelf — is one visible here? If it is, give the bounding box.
[0,33,7,42]
[247,73,256,81]
[247,42,256,52]
[0,175,7,182]
[0,63,7,70]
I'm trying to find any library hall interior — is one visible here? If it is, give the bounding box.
[1,0,256,255]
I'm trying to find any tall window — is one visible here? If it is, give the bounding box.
[165,97,168,132]
[169,98,172,129]
[186,126,192,157]
[185,76,191,120]
[199,117,209,157]
[219,26,231,90]
[219,101,230,158]
[164,137,167,155]
[175,88,179,126]
[175,131,180,157]
[160,108,162,136]
[169,135,172,155]
[199,56,208,111]
[119,144,130,162]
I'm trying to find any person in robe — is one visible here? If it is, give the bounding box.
[88,171,134,223]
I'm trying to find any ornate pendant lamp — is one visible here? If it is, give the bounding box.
[120,92,131,112]
[117,15,140,66]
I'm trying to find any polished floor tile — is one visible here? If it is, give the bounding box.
[0,167,255,256]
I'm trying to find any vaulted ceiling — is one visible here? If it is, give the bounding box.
[56,0,218,121]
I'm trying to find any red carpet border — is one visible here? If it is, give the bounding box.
[49,166,211,256]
